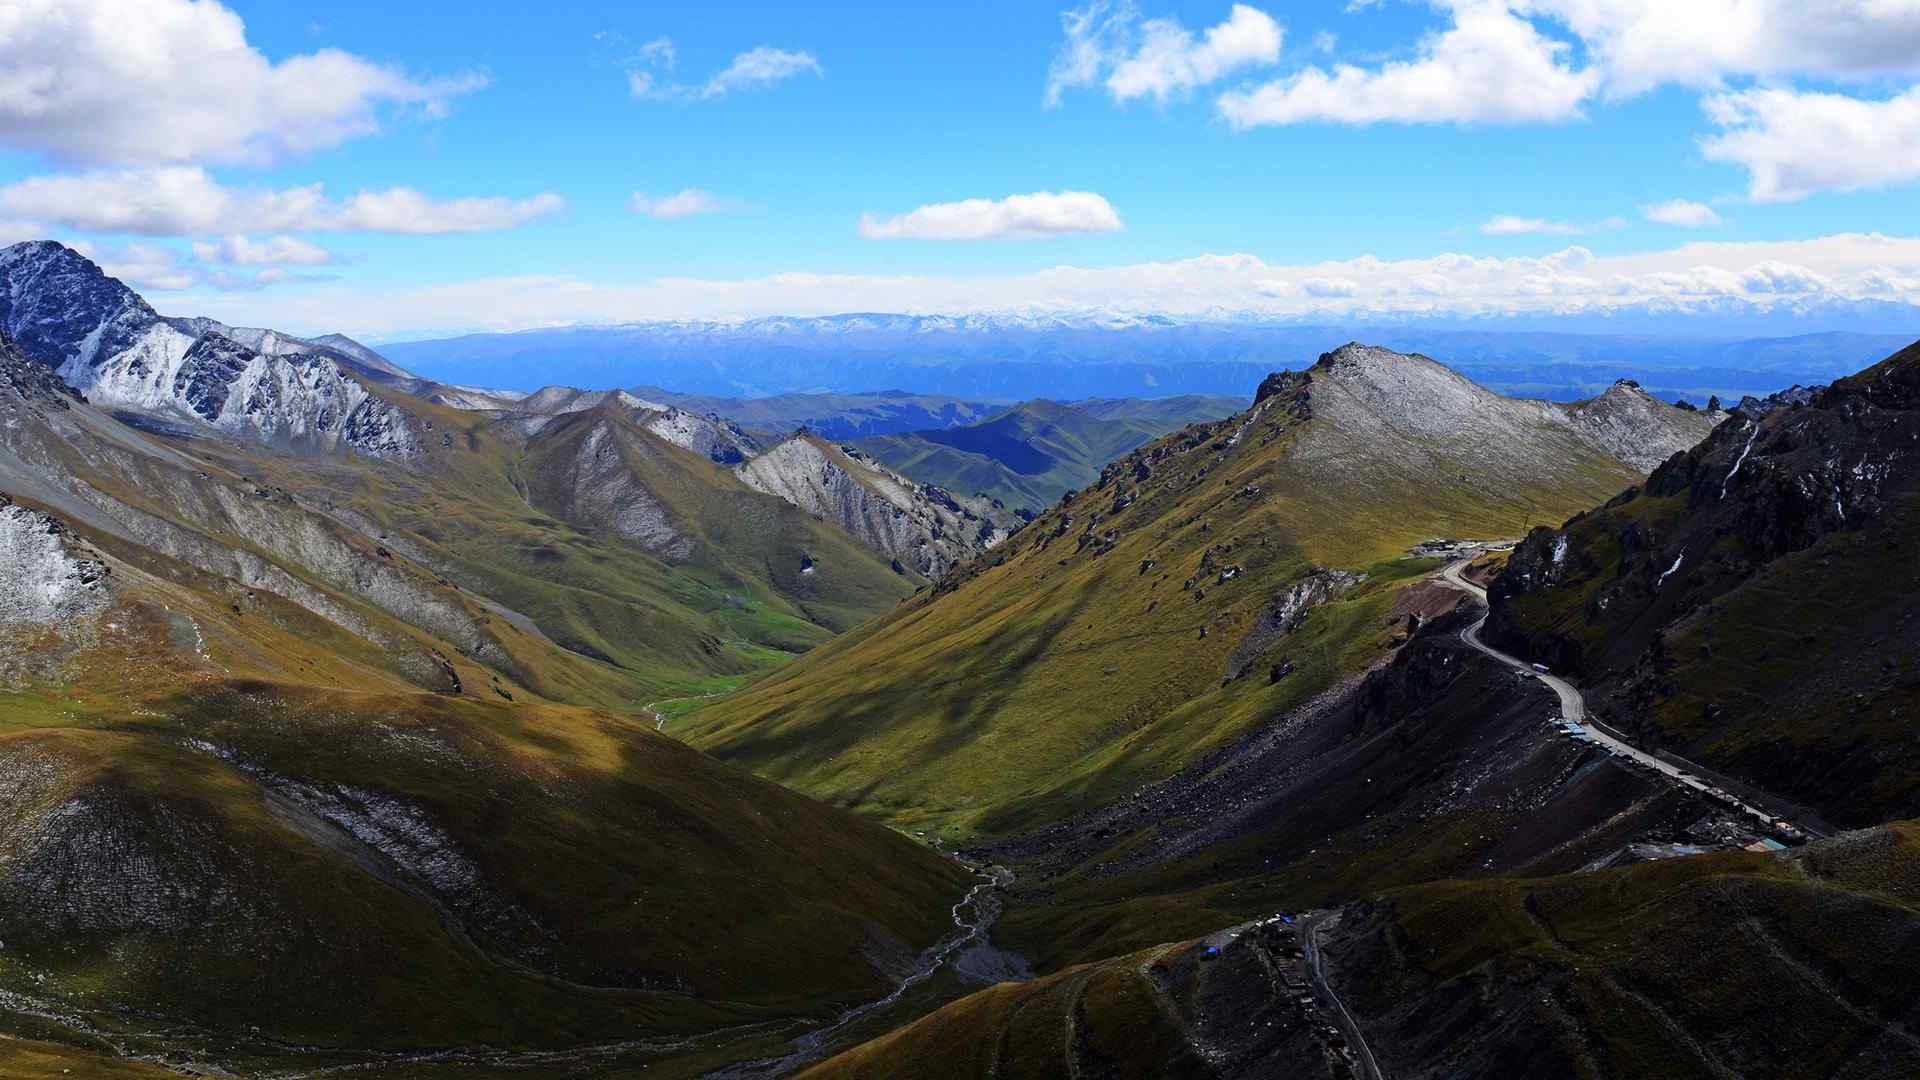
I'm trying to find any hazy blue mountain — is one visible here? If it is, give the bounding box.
[628,386,1006,439]
[378,312,1918,405]
[853,397,1235,513]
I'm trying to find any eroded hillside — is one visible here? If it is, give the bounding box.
[1489,339,1920,829]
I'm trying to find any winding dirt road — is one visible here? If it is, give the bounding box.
[1438,554,1811,837]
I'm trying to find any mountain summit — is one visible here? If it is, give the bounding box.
[681,344,1718,843]
[0,241,424,457]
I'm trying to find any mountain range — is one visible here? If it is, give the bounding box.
[5,236,1920,1077]
[853,396,1242,514]
[784,336,1920,1080]
[377,311,1917,406]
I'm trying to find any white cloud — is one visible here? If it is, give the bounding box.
[630,189,726,219]
[327,187,564,233]
[1482,215,1584,236]
[1109,5,1284,103]
[67,237,326,292]
[1701,85,1920,202]
[701,47,822,98]
[172,232,1920,338]
[1218,0,1596,127]
[619,36,821,101]
[191,234,338,266]
[1302,276,1359,297]
[857,191,1124,241]
[1739,260,1829,294]
[0,168,564,236]
[70,240,200,291]
[0,0,485,167]
[1047,3,1283,105]
[1517,0,1920,97]
[1643,198,1726,227]
[0,220,42,246]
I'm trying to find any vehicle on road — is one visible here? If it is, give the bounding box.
[1531,662,1551,673]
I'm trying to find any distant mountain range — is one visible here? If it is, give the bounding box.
[378,311,1918,405]
[9,236,1920,1077]
[854,396,1242,513]
[630,386,1007,439]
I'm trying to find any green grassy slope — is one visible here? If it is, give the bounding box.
[0,334,978,1076]
[180,388,918,708]
[0,557,974,1068]
[683,349,1695,842]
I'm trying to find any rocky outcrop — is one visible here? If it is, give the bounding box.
[532,419,693,559]
[1223,567,1364,681]
[1560,378,1727,472]
[1485,338,1920,826]
[1493,343,1919,661]
[1294,344,1719,482]
[0,494,111,628]
[493,386,759,463]
[735,434,1016,579]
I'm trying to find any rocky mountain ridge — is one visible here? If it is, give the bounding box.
[1488,337,1920,828]
[684,342,1722,852]
[736,432,1019,579]
[0,241,426,459]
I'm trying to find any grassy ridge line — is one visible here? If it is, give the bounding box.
[681,365,1651,842]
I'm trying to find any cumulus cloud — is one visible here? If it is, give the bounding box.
[858,191,1124,241]
[1516,0,1920,98]
[1480,214,1624,236]
[0,0,485,167]
[1218,0,1596,127]
[192,234,338,266]
[630,189,727,219]
[1739,260,1830,294]
[0,168,564,236]
[1047,2,1282,106]
[70,241,201,291]
[1701,86,1920,202]
[1302,276,1359,297]
[1643,198,1726,227]
[171,232,1920,338]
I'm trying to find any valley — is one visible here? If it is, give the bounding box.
[8,3,1920,1076]
[0,242,1917,1079]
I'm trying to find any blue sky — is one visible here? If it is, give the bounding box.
[1,1,1918,338]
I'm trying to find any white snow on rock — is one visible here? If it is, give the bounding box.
[0,497,111,627]
[0,242,425,460]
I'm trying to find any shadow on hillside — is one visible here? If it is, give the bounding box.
[715,591,1094,803]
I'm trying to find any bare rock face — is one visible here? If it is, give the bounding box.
[1223,567,1365,682]
[0,493,111,628]
[500,387,759,463]
[547,421,693,558]
[735,433,1016,579]
[0,241,425,460]
[1294,344,1719,482]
